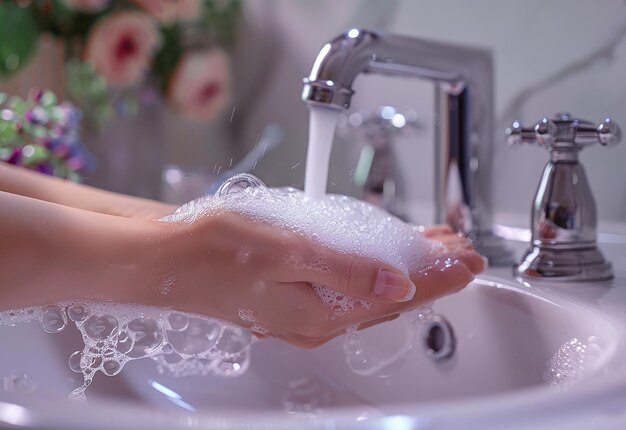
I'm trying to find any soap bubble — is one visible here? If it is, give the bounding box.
[161,342,174,354]
[116,331,133,354]
[83,315,118,340]
[40,305,67,333]
[68,305,89,322]
[1,301,258,398]
[69,351,90,373]
[102,360,121,376]
[167,317,221,354]
[167,313,189,332]
[126,318,163,358]
[216,326,253,354]
[217,173,266,197]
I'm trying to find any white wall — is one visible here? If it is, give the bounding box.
[236,0,626,229]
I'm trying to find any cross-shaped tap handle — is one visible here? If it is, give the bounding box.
[506,113,621,150]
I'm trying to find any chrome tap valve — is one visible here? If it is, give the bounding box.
[506,113,621,281]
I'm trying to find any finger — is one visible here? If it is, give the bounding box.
[357,313,400,331]
[431,235,486,274]
[342,261,474,322]
[444,247,486,274]
[422,224,454,238]
[278,247,416,304]
[288,313,399,348]
[410,261,474,304]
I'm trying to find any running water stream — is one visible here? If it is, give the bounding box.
[304,107,340,199]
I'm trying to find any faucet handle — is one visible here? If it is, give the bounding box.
[505,120,540,146]
[506,113,621,150]
[597,117,622,146]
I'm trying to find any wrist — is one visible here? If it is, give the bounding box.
[136,214,233,319]
[47,212,166,306]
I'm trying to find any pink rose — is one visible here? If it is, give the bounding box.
[167,50,230,121]
[130,0,201,23]
[84,12,161,86]
[60,0,109,12]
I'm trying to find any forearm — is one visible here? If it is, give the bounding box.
[0,191,162,310]
[0,163,175,219]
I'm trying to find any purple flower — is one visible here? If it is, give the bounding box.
[7,147,23,165]
[35,163,54,175]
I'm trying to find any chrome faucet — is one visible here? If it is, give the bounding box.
[302,28,508,263]
[507,113,621,281]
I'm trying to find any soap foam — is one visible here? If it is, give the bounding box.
[0,302,256,400]
[162,174,439,276]
[544,337,601,387]
[312,284,373,318]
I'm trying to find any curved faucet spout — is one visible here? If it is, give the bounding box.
[302,29,481,109]
[302,29,509,264]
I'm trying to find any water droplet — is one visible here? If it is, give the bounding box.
[216,351,249,376]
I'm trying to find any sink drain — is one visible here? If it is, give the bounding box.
[423,315,455,361]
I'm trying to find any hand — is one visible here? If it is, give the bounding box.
[141,213,484,348]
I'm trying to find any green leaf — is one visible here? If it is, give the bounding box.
[8,96,27,114]
[202,0,242,46]
[41,91,57,107]
[0,121,18,144]
[22,144,48,164]
[0,3,40,77]
[152,25,183,91]
[64,58,112,128]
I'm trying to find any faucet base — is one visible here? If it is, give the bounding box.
[470,231,514,266]
[514,245,613,282]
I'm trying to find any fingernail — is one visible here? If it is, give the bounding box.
[373,269,416,302]
[481,256,489,271]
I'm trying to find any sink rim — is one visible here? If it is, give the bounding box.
[2,368,626,430]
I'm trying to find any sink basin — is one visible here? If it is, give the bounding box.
[2,242,626,429]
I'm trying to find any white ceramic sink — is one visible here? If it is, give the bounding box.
[2,240,626,429]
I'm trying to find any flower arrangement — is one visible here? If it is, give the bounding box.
[0,89,89,181]
[0,0,241,125]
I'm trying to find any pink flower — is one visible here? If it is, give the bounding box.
[60,0,109,12]
[167,50,230,121]
[130,0,201,23]
[84,12,161,86]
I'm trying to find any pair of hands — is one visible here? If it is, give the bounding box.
[0,163,484,348]
[139,207,484,348]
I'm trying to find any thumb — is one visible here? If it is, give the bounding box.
[279,247,416,303]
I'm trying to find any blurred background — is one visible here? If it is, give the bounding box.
[1,0,625,231]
